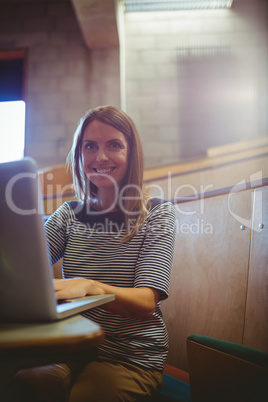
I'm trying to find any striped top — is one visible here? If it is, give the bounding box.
[45,198,176,370]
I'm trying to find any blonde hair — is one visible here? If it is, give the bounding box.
[67,106,150,242]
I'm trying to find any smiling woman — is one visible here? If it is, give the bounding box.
[11,106,176,402]
[68,106,148,242]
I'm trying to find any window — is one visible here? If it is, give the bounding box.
[0,50,26,163]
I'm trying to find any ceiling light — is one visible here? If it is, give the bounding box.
[124,0,234,12]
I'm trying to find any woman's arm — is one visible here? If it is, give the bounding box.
[44,203,71,264]
[54,278,159,321]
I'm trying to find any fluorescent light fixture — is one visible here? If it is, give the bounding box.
[124,0,233,12]
[0,100,25,163]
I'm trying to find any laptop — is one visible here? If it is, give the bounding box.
[0,157,114,323]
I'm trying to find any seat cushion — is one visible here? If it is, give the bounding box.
[164,364,190,384]
[160,373,191,401]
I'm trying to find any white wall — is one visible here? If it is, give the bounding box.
[124,0,268,167]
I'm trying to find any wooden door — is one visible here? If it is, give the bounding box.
[243,185,268,352]
[162,188,252,370]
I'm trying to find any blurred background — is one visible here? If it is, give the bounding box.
[0,0,267,168]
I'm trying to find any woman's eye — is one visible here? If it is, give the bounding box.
[84,142,97,151]
[109,141,121,150]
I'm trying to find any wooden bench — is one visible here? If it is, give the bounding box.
[144,143,268,199]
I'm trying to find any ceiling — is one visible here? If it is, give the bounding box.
[71,0,119,48]
[71,0,234,48]
[0,0,119,49]
[0,0,234,49]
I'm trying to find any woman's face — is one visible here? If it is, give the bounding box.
[81,119,129,191]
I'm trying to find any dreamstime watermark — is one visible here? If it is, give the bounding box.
[176,218,213,235]
[4,170,212,219]
[227,170,263,232]
[54,217,213,238]
[3,169,264,234]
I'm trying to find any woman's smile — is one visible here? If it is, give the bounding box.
[92,167,116,174]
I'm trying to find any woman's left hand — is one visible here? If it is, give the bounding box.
[54,278,103,300]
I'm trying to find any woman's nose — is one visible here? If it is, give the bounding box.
[95,147,108,162]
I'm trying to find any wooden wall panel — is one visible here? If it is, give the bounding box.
[144,155,268,199]
[243,186,268,352]
[43,194,77,216]
[38,163,73,196]
[161,189,252,370]
[38,164,76,216]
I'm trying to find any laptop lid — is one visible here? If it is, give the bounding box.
[0,157,59,322]
[0,158,114,323]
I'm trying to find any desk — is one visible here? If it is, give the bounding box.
[0,315,104,396]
